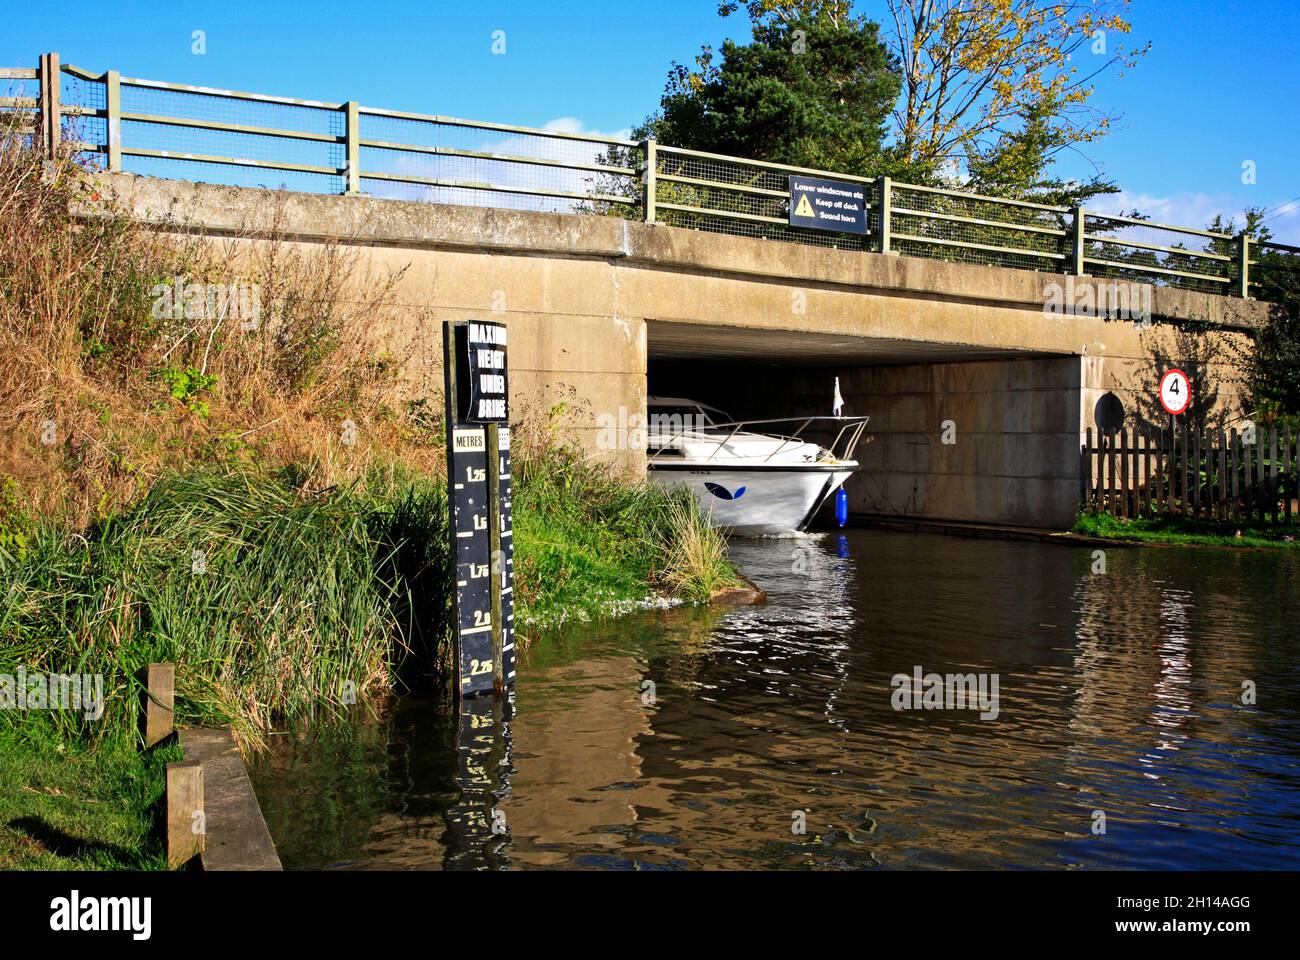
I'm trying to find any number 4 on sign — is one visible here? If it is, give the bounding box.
[1159,369,1191,416]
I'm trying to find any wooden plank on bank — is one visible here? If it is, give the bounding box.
[166,761,204,869]
[179,727,282,871]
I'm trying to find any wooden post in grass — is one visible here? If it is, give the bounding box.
[166,760,204,869]
[143,662,175,747]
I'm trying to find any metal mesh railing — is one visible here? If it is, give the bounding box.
[360,110,638,214]
[654,145,873,251]
[42,60,636,212]
[1251,241,1300,302]
[0,69,39,145]
[56,66,107,165]
[890,183,1069,272]
[7,51,1275,306]
[1082,212,1235,294]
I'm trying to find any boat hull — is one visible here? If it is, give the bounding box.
[649,463,856,536]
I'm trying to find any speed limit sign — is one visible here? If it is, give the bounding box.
[1159,369,1191,416]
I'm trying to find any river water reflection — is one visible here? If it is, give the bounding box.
[251,529,1300,870]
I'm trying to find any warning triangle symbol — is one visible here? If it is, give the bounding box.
[794,194,815,218]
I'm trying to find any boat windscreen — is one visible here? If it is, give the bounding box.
[648,405,717,428]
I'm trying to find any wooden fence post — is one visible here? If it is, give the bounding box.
[1081,428,1091,510]
[878,176,893,254]
[1093,429,1103,509]
[38,52,61,155]
[143,662,175,747]
[1279,424,1289,522]
[1142,429,1151,517]
[1255,430,1265,522]
[1105,433,1114,514]
[1217,430,1227,522]
[1119,428,1129,518]
[343,100,360,194]
[1071,207,1086,275]
[1149,426,1159,515]
[104,69,121,173]
[642,138,657,225]
[1238,428,1246,522]
[1236,233,1251,299]
[1193,427,1203,518]
[1159,427,1168,515]
[1271,426,1280,523]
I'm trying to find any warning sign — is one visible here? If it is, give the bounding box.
[789,175,867,235]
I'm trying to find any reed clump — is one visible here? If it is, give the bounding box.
[510,390,739,623]
[0,129,737,746]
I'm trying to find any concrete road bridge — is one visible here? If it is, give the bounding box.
[10,52,1287,528]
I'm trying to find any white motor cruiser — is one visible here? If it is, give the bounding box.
[646,392,868,536]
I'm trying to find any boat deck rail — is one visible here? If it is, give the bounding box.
[649,415,869,464]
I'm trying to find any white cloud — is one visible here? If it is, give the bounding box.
[372,115,635,211]
[1090,189,1300,245]
[538,116,633,142]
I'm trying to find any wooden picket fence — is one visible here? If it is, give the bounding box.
[1081,424,1299,523]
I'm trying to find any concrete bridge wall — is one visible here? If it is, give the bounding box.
[99,174,1265,529]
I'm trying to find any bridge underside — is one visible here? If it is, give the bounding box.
[647,321,1044,366]
[648,323,1083,528]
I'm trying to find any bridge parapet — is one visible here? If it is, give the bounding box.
[6,50,1297,309]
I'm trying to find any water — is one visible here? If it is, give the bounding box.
[251,529,1300,870]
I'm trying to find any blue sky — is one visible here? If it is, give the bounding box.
[6,0,1298,240]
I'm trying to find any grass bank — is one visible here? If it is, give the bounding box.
[1073,511,1300,549]
[0,129,738,868]
[0,718,180,870]
[0,456,734,868]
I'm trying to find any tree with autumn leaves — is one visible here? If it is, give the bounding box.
[641,0,1147,205]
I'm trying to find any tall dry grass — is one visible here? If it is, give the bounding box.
[0,127,738,746]
[0,125,441,526]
